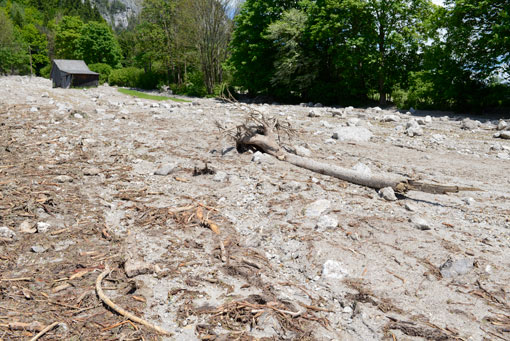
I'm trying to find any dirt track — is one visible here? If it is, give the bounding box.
[1,76,509,340]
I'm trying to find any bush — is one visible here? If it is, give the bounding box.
[171,71,207,97]
[89,63,112,84]
[39,64,51,79]
[108,67,143,88]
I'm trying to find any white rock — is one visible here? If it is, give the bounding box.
[294,145,311,157]
[154,163,177,176]
[347,118,360,126]
[321,120,333,128]
[332,126,373,142]
[461,118,480,130]
[0,226,16,239]
[316,215,339,230]
[322,260,348,279]
[305,199,331,217]
[463,197,475,205]
[382,114,400,122]
[54,175,73,183]
[74,113,83,119]
[405,203,417,212]
[410,216,431,230]
[379,187,397,201]
[19,220,37,234]
[36,222,51,233]
[213,171,228,182]
[497,120,508,131]
[30,106,39,112]
[500,132,510,139]
[308,109,322,117]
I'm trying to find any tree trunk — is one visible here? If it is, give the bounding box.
[236,120,480,195]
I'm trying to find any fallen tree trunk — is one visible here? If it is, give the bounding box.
[236,116,479,195]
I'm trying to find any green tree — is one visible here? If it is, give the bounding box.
[0,8,29,74]
[54,16,84,59]
[228,0,300,95]
[265,8,318,100]
[21,23,49,74]
[192,0,233,94]
[77,21,122,67]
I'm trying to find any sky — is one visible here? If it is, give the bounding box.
[431,0,445,5]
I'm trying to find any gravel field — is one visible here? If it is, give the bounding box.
[1,76,509,340]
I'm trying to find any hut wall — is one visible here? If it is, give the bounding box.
[71,74,99,88]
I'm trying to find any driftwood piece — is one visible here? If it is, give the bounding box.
[234,114,480,195]
[95,267,172,336]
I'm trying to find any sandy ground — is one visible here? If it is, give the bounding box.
[0,76,509,341]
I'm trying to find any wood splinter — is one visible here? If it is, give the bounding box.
[95,267,172,336]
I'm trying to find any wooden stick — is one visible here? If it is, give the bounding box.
[95,267,172,336]
[0,277,32,282]
[29,321,59,341]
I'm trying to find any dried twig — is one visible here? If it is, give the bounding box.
[95,267,172,336]
[29,321,60,341]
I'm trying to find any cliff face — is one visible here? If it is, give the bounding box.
[91,0,143,29]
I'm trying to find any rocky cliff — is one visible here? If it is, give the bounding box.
[91,0,143,29]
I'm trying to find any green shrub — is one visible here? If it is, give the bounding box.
[108,67,143,87]
[39,64,51,79]
[390,86,408,109]
[171,71,207,97]
[89,63,112,84]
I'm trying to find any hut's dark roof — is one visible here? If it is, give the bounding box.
[52,59,99,75]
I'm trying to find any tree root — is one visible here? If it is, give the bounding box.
[95,267,172,336]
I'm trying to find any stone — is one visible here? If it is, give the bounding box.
[54,175,73,183]
[31,245,47,253]
[154,163,177,176]
[308,109,322,117]
[497,120,508,131]
[379,187,397,201]
[280,181,305,192]
[213,171,228,182]
[19,220,37,234]
[321,120,333,128]
[405,203,417,212]
[124,259,154,278]
[382,114,400,122]
[305,199,331,217]
[37,222,51,233]
[463,197,475,205]
[500,132,510,139]
[294,145,312,157]
[409,107,416,114]
[439,258,474,278]
[322,260,348,279]
[0,226,16,239]
[410,216,431,230]
[30,106,39,112]
[83,167,101,176]
[316,215,339,230]
[347,118,360,126]
[74,113,83,119]
[460,118,480,130]
[406,120,424,137]
[332,126,373,142]
[314,103,323,107]
[251,151,272,163]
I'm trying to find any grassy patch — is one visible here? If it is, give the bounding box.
[117,88,190,102]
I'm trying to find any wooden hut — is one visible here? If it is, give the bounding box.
[50,60,99,88]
